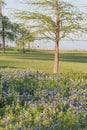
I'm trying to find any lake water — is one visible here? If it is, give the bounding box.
[32,40,87,50]
[7,40,87,51]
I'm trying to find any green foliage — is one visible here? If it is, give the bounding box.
[16,0,85,41]
[16,25,33,44]
[0,69,87,130]
[0,16,18,46]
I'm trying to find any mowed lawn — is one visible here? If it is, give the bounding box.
[0,48,87,73]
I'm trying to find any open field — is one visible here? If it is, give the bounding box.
[0,69,87,130]
[0,48,87,73]
[0,48,87,130]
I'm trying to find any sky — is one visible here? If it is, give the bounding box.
[3,0,87,17]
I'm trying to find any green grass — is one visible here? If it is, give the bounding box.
[0,48,87,73]
[0,49,87,130]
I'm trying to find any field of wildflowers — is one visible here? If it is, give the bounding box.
[0,69,87,130]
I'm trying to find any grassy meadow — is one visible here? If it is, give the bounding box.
[0,48,87,73]
[0,48,87,130]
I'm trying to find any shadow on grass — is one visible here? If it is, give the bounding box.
[0,50,87,63]
[60,53,87,63]
[0,66,18,69]
[16,51,87,63]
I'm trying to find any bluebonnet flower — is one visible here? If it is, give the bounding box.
[19,115,24,120]
[56,119,60,124]
[45,126,51,130]
[18,128,22,130]
[70,100,74,106]
[53,89,58,95]
[77,122,81,128]
[34,128,39,130]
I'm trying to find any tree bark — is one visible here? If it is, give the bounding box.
[28,43,30,51]
[2,19,5,54]
[53,40,59,73]
[53,1,60,73]
[22,42,25,53]
[0,2,5,54]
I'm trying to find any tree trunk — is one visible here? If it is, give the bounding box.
[53,1,60,73]
[28,43,30,51]
[0,1,2,16]
[22,42,25,53]
[0,3,5,54]
[53,40,59,73]
[2,20,5,54]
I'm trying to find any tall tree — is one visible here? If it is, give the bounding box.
[0,16,16,54]
[14,23,35,52]
[0,0,2,16]
[0,0,2,48]
[0,0,4,13]
[0,1,16,54]
[17,0,85,73]
[17,26,28,53]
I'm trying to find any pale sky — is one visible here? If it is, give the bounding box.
[4,0,87,19]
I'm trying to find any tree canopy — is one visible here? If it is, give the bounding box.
[0,16,20,53]
[16,0,85,73]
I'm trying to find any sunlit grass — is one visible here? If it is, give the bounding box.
[0,48,87,73]
[0,48,87,130]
